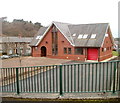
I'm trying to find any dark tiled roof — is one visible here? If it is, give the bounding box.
[0,36,33,43]
[30,27,47,46]
[30,21,113,47]
[68,23,108,47]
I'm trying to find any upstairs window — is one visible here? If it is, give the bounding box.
[105,34,108,37]
[91,34,96,38]
[52,25,58,32]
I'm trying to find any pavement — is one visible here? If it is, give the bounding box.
[62,56,119,64]
[101,56,119,62]
[1,92,120,99]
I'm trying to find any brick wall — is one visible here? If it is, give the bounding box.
[32,26,86,61]
[32,25,113,61]
[99,29,113,61]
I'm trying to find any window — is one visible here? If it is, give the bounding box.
[107,47,109,50]
[72,33,76,36]
[64,48,67,54]
[102,48,104,52]
[91,34,96,38]
[35,47,38,50]
[68,48,71,54]
[75,48,83,55]
[27,48,31,50]
[52,30,58,55]
[52,26,58,32]
[105,34,108,37]
[110,47,111,50]
[104,48,106,52]
[83,34,88,39]
[78,34,83,39]
[36,36,42,39]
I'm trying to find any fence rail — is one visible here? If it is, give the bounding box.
[0,60,120,95]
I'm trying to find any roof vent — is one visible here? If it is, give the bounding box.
[91,34,96,38]
[78,34,83,39]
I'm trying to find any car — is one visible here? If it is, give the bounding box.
[0,55,10,59]
[9,54,20,58]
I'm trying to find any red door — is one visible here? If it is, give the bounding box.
[87,48,98,60]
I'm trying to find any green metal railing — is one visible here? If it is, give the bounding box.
[0,60,120,95]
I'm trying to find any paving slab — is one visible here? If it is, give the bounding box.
[1,92,119,99]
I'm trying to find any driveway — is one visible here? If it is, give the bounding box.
[1,56,119,68]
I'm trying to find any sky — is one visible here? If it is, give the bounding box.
[0,0,119,37]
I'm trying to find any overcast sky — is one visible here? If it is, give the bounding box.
[0,0,119,37]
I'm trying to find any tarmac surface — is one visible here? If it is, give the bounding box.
[1,57,71,68]
[1,56,119,68]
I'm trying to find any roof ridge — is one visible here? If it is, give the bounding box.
[68,23,109,26]
[30,21,112,47]
[52,21,71,25]
[52,21,109,25]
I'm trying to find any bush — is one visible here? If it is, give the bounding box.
[112,51,119,56]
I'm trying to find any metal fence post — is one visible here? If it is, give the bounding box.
[118,61,120,98]
[113,62,116,93]
[118,61,120,92]
[59,65,63,96]
[16,68,20,94]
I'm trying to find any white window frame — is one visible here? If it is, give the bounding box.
[78,34,83,39]
[104,48,106,52]
[72,33,76,37]
[105,34,108,37]
[36,36,42,39]
[35,47,38,50]
[91,34,96,38]
[83,34,88,39]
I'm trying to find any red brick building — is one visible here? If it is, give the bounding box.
[30,21,114,61]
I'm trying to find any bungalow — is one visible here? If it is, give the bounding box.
[30,21,114,61]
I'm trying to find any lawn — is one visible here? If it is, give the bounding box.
[112,51,119,56]
[2,97,120,103]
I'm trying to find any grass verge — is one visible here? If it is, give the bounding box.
[112,51,119,56]
[2,97,120,103]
